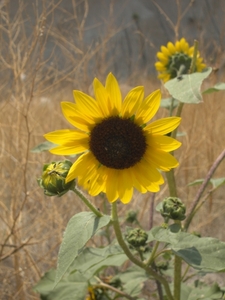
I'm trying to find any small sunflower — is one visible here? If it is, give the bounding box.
[155,38,206,82]
[44,73,181,204]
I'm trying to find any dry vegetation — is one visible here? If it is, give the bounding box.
[0,0,225,299]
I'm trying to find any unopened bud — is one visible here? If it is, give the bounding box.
[126,228,148,248]
[37,160,75,196]
[160,197,186,221]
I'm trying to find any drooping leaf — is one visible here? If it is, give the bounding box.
[31,141,58,153]
[165,68,212,104]
[202,82,225,94]
[55,212,111,287]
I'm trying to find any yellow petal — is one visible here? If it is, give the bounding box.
[146,134,181,152]
[121,86,144,118]
[105,169,119,202]
[145,117,181,135]
[66,152,94,182]
[73,90,104,119]
[156,52,169,63]
[167,42,176,54]
[161,45,170,56]
[61,102,94,132]
[155,62,167,71]
[93,78,111,117]
[117,169,133,204]
[49,140,88,155]
[144,148,179,171]
[135,90,161,124]
[105,73,122,113]
[44,129,88,144]
[129,168,147,193]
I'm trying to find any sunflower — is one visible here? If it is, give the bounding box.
[155,38,206,82]
[44,73,181,204]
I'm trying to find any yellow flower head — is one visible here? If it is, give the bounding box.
[44,73,181,204]
[155,38,206,82]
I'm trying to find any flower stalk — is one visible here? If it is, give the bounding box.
[72,187,103,217]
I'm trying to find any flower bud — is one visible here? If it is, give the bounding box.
[126,228,148,248]
[37,160,75,196]
[160,197,186,221]
[125,210,138,224]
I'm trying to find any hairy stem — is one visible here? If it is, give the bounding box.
[72,187,103,217]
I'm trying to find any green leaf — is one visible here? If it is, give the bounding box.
[160,97,179,110]
[210,177,225,188]
[202,82,225,94]
[186,283,223,300]
[55,212,111,287]
[172,235,225,272]
[33,270,88,300]
[165,68,212,104]
[119,266,148,296]
[73,244,127,280]
[188,179,204,186]
[149,226,225,272]
[31,141,58,153]
[188,177,225,188]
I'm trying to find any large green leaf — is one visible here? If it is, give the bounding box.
[150,226,225,272]
[202,82,225,94]
[119,266,148,296]
[172,235,225,272]
[33,269,88,300]
[73,244,127,280]
[165,68,212,104]
[55,212,111,287]
[186,283,223,300]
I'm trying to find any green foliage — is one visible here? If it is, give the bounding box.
[188,177,225,189]
[149,226,225,272]
[202,82,225,94]
[54,212,111,287]
[165,68,212,104]
[160,97,179,110]
[31,141,57,153]
[33,269,88,300]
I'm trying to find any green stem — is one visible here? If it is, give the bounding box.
[189,40,198,74]
[145,241,160,267]
[173,221,182,300]
[165,171,178,197]
[111,202,174,300]
[72,187,103,217]
[174,255,182,300]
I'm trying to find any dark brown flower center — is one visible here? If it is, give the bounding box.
[89,116,147,169]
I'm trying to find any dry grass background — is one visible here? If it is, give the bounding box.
[0,0,225,299]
